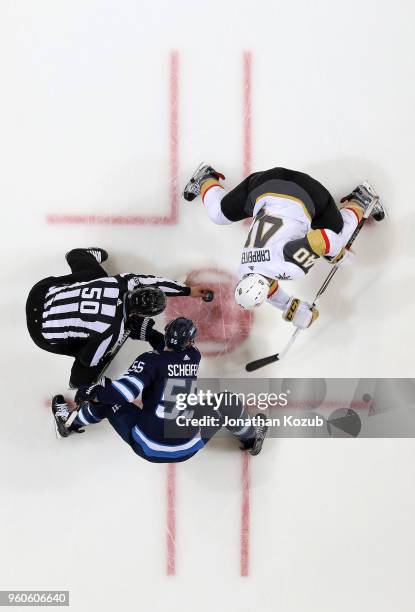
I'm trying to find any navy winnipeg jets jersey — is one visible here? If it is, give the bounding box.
[96,346,203,457]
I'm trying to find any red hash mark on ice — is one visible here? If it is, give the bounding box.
[46,51,180,226]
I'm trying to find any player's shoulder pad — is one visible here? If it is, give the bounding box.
[128,350,159,369]
[135,349,160,361]
[190,345,202,360]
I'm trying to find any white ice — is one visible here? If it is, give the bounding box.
[1,1,415,611]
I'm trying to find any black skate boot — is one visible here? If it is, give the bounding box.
[183,162,225,202]
[51,395,83,439]
[65,248,109,265]
[341,181,386,221]
[240,413,269,456]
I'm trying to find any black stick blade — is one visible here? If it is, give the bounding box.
[245,353,280,372]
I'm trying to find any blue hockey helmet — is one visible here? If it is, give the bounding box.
[164,317,197,352]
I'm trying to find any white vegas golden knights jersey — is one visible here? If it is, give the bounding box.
[238,194,316,281]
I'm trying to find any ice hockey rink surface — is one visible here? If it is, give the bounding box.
[2,1,415,611]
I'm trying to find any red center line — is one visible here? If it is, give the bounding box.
[169,50,180,224]
[240,49,252,577]
[240,451,250,577]
[166,463,176,576]
[165,49,179,577]
[46,51,180,226]
[243,51,252,178]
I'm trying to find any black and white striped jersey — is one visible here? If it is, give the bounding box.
[41,273,190,367]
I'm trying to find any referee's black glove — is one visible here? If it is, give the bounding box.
[128,316,156,341]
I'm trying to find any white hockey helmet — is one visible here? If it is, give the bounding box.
[234,274,270,310]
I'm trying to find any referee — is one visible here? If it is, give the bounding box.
[26,248,212,387]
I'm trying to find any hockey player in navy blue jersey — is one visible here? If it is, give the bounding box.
[51,317,268,461]
[26,247,213,387]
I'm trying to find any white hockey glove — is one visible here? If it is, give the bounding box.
[282,298,319,329]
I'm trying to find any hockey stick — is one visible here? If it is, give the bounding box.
[91,291,213,383]
[245,196,380,372]
[92,329,131,383]
[93,289,213,378]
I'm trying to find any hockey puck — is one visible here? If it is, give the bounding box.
[202,290,214,302]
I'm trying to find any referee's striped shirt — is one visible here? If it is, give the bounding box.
[41,273,190,367]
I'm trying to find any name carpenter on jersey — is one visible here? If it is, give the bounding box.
[167,364,199,377]
[241,249,271,264]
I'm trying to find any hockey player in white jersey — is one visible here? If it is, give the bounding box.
[183,165,385,329]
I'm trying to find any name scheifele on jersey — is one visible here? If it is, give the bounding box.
[95,345,202,446]
[167,363,198,377]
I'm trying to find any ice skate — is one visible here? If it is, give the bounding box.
[51,395,82,439]
[183,162,225,202]
[65,247,109,265]
[341,181,386,221]
[241,413,269,456]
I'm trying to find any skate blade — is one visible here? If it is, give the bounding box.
[52,415,63,440]
[376,203,388,220]
[362,180,379,198]
[362,180,388,220]
[190,161,208,178]
[182,162,207,199]
[52,409,73,439]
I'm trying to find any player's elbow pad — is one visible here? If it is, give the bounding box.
[95,378,128,405]
[283,236,320,275]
